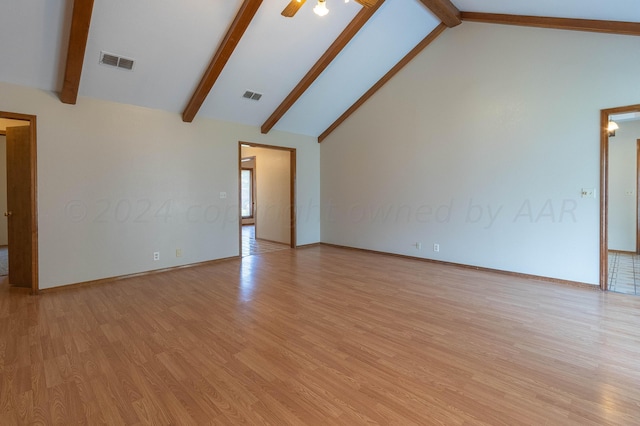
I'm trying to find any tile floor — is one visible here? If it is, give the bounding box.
[241,225,290,257]
[0,246,6,276]
[608,251,640,295]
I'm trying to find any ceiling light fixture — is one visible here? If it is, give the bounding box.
[313,0,329,16]
[608,118,619,137]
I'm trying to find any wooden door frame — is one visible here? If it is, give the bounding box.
[600,104,640,291]
[238,142,296,255]
[0,111,38,294]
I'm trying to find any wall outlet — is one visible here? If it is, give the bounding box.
[433,243,440,252]
[415,242,422,250]
[153,251,160,261]
[176,248,182,258]
[219,191,227,199]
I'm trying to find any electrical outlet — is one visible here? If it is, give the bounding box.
[220,192,227,199]
[433,243,440,252]
[176,248,182,258]
[153,251,160,261]
[415,242,422,250]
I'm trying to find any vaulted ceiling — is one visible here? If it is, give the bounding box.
[2,0,640,140]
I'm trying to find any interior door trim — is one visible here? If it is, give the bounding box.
[238,142,296,253]
[600,104,640,291]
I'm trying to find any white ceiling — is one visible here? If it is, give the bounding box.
[1,0,640,137]
[611,112,640,122]
[454,0,640,22]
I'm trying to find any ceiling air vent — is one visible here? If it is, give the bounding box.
[242,90,263,101]
[99,51,135,71]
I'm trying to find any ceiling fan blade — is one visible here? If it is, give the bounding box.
[281,0,307,17]
[353,0,379,7]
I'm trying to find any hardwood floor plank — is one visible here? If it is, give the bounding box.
[1,247,640,423]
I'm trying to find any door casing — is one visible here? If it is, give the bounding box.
[600,104,640,291]
[238,142,296,255]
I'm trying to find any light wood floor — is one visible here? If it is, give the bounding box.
[1,246,640,425]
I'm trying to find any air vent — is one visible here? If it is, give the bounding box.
[99,51,135,71]
[242,90,263,101]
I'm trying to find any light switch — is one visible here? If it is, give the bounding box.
[581,188,595,198]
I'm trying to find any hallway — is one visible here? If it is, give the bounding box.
[241,225,290,257]
[608,251,640,295]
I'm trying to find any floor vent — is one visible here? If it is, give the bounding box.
[242,90,263,101]
[99,51,135,71]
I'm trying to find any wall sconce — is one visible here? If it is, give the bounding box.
[608,119,619,137]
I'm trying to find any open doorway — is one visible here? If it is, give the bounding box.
[600,104,640,293]
[241,156,256,226]
[238,142,296,257]
[0,111,39,294]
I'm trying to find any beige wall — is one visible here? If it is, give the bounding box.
[0,82,320,289]
[321,23,640,285]
[241,146,291,244]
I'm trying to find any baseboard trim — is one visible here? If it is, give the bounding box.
[255,237,291,246]
[320,243,599,291]
[296,242,321,249]
[39,256,240,294]
[608,249,637,255]
[37,244,599,293]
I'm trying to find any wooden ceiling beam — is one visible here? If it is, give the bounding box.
[318,23,447,143]
[418,0,461,28]
[461,12,640,36]
[261,1,385,135]
[60,0,95,105]
[182,0,263,123]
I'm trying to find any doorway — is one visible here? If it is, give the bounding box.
[238,142,296,257]
[600,104,640,292]
[241,156,256,226]
[0,111,38,294]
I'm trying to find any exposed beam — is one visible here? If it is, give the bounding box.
[418,0,461,28]
[318,24,446,143]
[60,0,95,104]
[182,0,263,123]
[261,1,385,135]
[461,12,640,36]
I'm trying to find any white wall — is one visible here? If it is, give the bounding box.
[608,120,640,251]
[0,82,320,289]
[242,146,291,244]
[0,135,6,245]
[321,23,640,285]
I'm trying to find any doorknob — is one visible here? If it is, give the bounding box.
[4,211,12,217]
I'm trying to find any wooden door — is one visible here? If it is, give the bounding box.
[6,126,32,288]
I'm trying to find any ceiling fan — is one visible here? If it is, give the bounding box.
[282,0,379,18]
